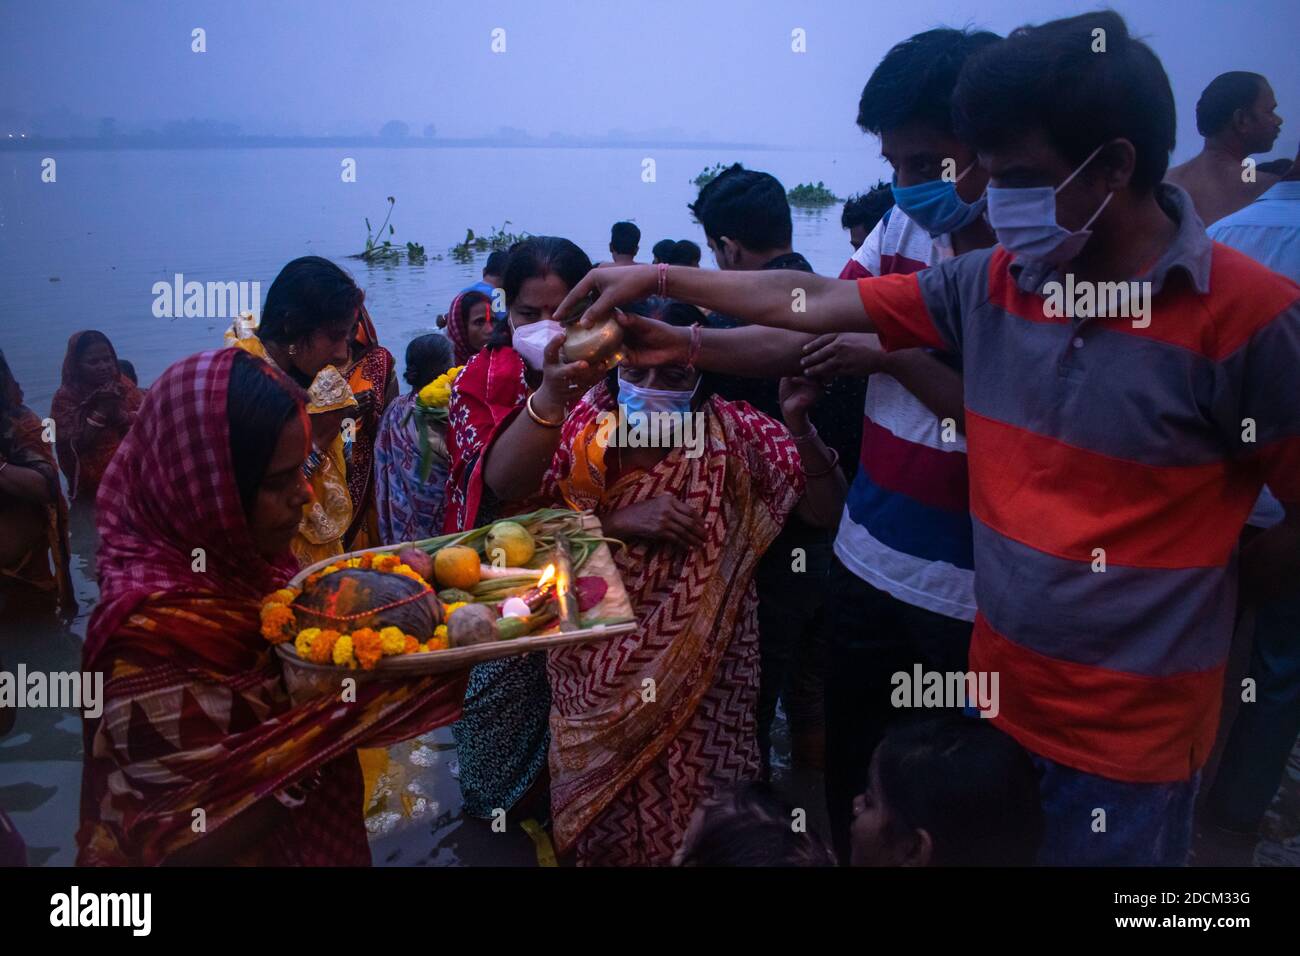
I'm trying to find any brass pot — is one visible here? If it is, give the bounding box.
[560,313,625,368]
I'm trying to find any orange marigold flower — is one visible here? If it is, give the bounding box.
[308,629,341,665]
[403,635,420,654]
[358,553,375,570]
[260,603,295,643]
[374,554,401,573]
[352,627,384,670]
[426,634,450,651]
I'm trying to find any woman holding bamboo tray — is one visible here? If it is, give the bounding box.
[540,300,846,864]
[442,236,609,825]
[77,349,468,865]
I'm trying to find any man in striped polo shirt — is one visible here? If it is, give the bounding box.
[557,11,1300,865]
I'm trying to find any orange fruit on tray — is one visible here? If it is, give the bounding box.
[434,545,481,590]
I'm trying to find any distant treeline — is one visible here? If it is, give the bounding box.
[0,134,779,152]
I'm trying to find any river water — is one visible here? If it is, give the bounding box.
[0,144,854,864]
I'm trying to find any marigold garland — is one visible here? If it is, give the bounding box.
[261,552,471,667]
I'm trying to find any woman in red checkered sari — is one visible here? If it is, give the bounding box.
[541,302,846,865]
[77,349,467,866]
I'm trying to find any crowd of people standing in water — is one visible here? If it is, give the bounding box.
[2,10,1299,867]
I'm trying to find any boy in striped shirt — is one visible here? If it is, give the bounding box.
[558,11,1300,865]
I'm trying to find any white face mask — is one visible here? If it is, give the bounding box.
[985,142,1114,266]
[510,317,562,370]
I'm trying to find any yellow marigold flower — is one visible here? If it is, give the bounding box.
[418,381,439,406]
[308,629,341,664]
[265,588,297,608]
[321,564,342,577]
[444,601,468,617]
[294,627,321,658]
[260,603,295,643]
[434,624,448,644]
[352,627,384,670]
[393,565,428,586]
[379,626,406,656]
[332,634,355,668]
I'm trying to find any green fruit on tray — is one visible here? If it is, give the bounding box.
[485,521,536,567]
[437,587,477,604]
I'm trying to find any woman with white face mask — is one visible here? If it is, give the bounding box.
[442,236,610,827]
[536,300,847,865]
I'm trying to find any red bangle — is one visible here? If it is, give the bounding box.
[657,262,668,298]
[686,324,703,369]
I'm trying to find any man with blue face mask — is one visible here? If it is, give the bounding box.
[809,26,1000,862]
[557,11,1300,867]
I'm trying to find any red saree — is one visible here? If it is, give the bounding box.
[0,357,73,608]
[442,345,532,533]
[541,383,805,864]
[50,331,144,501]
[79,349,466,866]
[343,306,396,548]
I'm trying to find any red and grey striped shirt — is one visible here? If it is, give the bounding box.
[856,184,1300,782]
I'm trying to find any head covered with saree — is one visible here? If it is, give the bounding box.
[50,330,145,499]
[86,348,304,664]
[79,348,467,866]
[440,290,494,366]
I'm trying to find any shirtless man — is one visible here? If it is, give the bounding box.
[1167,71,1285,226]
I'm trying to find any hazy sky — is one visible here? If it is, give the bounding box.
[2,0,1297,160]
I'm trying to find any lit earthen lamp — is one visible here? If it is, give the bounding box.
[518,564,556,612]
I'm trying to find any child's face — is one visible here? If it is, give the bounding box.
[849,755,927,866]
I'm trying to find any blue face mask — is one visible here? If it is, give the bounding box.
[617,372,698,417]
[890,163,987,238]
[985,142,1114,267]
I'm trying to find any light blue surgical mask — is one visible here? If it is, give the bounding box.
[617,372,699,417]
[986,142,1114,266]
[890,162,987,238]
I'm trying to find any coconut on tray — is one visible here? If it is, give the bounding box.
[260,508,636,675]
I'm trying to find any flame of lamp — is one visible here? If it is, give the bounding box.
[520,564,557,612]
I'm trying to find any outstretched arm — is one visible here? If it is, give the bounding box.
[555,265,876,336]
[607,312,813,375]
